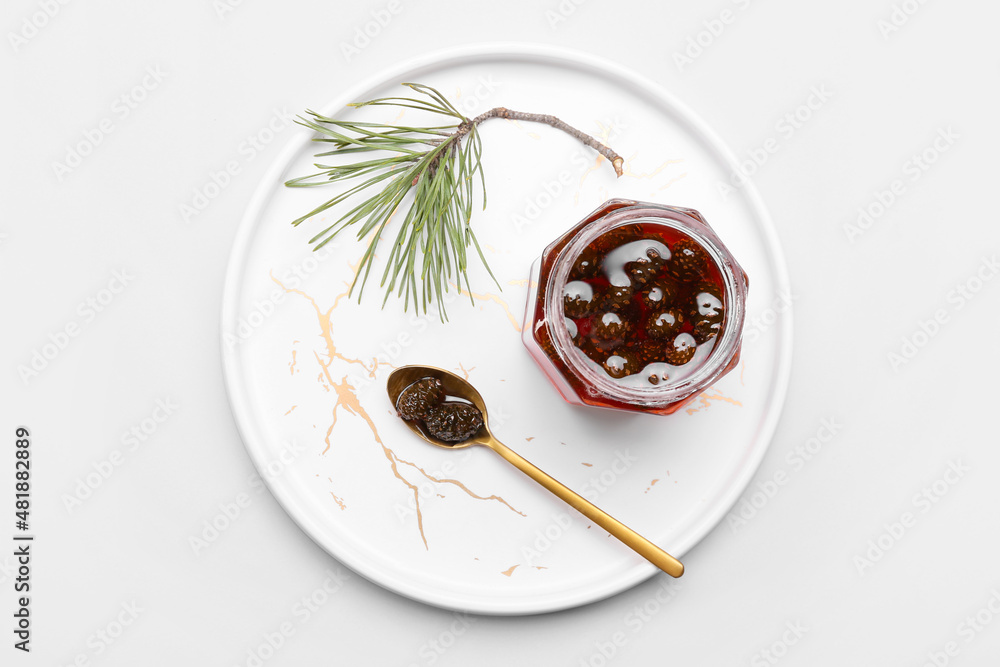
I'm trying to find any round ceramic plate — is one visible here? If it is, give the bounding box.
[221,44,792,615]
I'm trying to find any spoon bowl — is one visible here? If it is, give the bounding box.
[386,364,684,578]
[386,365,491,449]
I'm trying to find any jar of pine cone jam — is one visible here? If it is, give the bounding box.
[522,199,748,415]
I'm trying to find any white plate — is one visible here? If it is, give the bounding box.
[221,44,792,615]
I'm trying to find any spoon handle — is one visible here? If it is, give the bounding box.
[485,439,684,578]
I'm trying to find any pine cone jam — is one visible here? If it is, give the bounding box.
[522,199,748,415]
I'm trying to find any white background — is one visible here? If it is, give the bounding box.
[3,1,999,665]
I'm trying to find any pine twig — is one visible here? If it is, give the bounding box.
[286,83,624,320]
[450,107,624,176]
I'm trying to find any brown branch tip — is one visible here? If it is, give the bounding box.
[458,107,625,179]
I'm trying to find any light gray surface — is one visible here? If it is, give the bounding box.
[3,1,998,664]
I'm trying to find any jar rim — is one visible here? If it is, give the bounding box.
[544,205,747,407]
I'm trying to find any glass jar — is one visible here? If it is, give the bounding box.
[521,198,748,415]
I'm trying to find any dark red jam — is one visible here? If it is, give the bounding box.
[562,223,726,387]
[522,199,747,416]
[395,377,484,443]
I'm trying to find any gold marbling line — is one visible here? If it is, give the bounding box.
[455,362,475,380]
[576,153,607,187]
[740,359,746,386]
[270,272,376,376]
[505,119,541,140]
[315,361,432,549]
[330,492,347,510]
[382,445,430,550]
[654,173,688,192]
[332,373,431,549]
[315,353,344,455]
[454,284,521,332]
[280,269,433,547]
[330,257,365,310]
[321,419,337,453]
[500,564,519,577]
[332,259,395,377]
[330,290,352,311]
[507,278,538,289]
[390,453,526,518]
[621,155,682,182]
[572,121,618,187]
[684,386,743,415]
[284,405,297,416]
[289,349,298,375]
[285,268,518,549]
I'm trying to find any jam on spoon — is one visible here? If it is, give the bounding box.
[395,377,485,443]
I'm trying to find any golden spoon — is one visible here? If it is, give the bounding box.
[386,365,684,578]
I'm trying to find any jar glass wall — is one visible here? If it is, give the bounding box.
[521,199,748,415]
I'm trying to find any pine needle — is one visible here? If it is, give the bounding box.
[286,82,624,320]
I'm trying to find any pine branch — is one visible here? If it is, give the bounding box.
[286,82,623,320]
